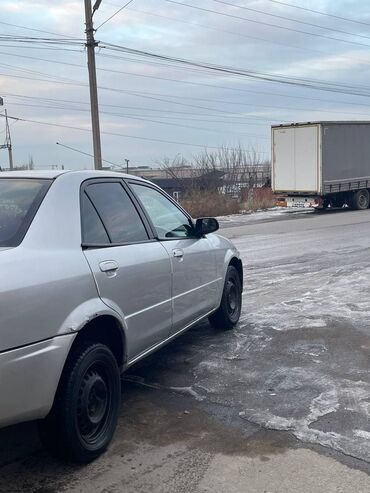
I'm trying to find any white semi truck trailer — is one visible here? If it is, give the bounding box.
[272,121,370,209]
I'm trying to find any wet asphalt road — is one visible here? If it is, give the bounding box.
[1,208,370,492]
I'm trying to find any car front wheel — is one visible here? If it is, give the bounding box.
[38,342,121,463]
[209,265,242,330]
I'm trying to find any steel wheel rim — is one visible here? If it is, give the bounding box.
[77,364,112,445]
[226,280,240,320]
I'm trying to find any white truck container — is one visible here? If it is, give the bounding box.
[272,122,370,209]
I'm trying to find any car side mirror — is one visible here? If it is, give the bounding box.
[195,217,219,236]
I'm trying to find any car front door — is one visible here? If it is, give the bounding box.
[129,181,220,335]
[81,179,172,360]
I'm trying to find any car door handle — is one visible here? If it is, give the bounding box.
[173,249,184,258]
[99,260,119,273]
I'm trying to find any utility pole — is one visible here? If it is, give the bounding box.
[84,0,103,170]
[125,158,130,174]
[0,101,14,170]
[4,111,13,170]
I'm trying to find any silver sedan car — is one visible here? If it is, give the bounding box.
[0,170,243,462]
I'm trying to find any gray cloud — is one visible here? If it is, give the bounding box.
[0,0,370,169]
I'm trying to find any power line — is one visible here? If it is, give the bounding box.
[2,37,367,127]
[0,119,18,136]
[100,43,370,96]
[3,92,281,123]
[10,0,337,64]
[264,0,370,28]
[8,97,370,135]
[3,34,370,98]
[209,0,370,40]
[0,20,77,38]
[0,74,272,120]
[0,35,84,46]
[0,72,84,88]
[6,86,370,124]
[7,79,370,118]
[1,92,249,117]
[0,72,275,119]
[2,49,276,99]
[163,0,370,48]
[93,53,370,107]
[4,99,270,138]
[0,61,82,84]
[56,142,120,167]
[3,44,370,102]
[96,0,136,30]
[106,4,370,65]
[5,99,274,125]
[4,0,370,63]
[0,45,83,52]
[2,113,270,152]
[94,52,370,108]
[103,88,370,117]
[4,44,370,106]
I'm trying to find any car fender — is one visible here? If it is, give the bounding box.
[207,233,243,305]
[57,297,129,361]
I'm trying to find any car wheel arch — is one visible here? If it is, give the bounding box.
[228,256,243,289]
[70,314,127,370]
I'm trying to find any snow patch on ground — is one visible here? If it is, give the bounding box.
[217,208,291,225]
[240,373,370,461]
[354,430,370,440]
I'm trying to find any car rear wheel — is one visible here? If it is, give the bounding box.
[209,265,242,330]
[38,342,121,463]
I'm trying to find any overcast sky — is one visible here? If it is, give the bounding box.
[1,0,370,170]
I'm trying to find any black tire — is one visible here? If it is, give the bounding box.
[322,198,333,209]
[38,343,121,463]
[350,189,369,210]
[209,265,242,330]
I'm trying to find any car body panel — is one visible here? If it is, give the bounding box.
[0,334,76,427]
[0,170,242,428]
[0,246,98,352]
[84,241,173,360]
[159,237,220,334]
[207,233,242,301]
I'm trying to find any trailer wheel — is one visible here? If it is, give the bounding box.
[322,198,333,209]
[350,189,369,210]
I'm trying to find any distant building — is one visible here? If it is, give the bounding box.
[151,170,225,198]
[111,164,271,199]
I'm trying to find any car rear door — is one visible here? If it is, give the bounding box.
[81,179,172,360]
[128,181,219,335]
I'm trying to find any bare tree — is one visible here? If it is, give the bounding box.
[158,144,271,196]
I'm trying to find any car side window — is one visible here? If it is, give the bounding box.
[85,182,149,244]
[81,192,110,244]
[130,183,194,239]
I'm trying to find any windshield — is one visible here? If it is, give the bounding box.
[0,178,51,247]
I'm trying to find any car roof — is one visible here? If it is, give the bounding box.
[0,170,148,181]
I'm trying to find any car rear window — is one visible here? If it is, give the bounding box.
[0,178,51,247]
